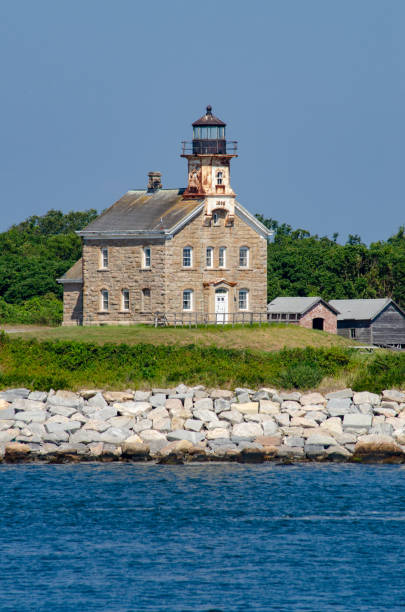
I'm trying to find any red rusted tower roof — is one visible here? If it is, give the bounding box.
[192,105,226,127]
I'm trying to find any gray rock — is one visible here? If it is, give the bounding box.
[70,430,102,444]
[280,392,301,402]
[47,392,82,409]
[14,411,47,423]
[134,390,151,401]
[325,445,352,460]
[152,417,171,432]
[149,407,169,420]
[306,433,336,446]
[193,389,209,399]
[94,406,118,420]
[175,384,189,394]
[220,410,243,425]
[326,398,352,416]
[28,391,48,402]
[148,393,166,408]
[133,418,153,433]
[382,389,405,403]
[185,419,203,432]
[0,430,18,443]
[214,398,231,414]
[353,391,380,406]
[0,388,30,401]
[252,390,270,401]
[343,413,372,430]
[193,408,218,423]
[48,405,76,418]
[325,389,353,400]
[334,432,357,445]
[236,392,250,404]
[284,436,305,447]
[370,423,394,436]
[28,423,46,436]
[108,416,132,428]
[262,419,278,436]
[87,392,108,410]
[274,413,290,427]
[12,398,46,412]
[277,446,305,458]
[100,427,131,444]
[305,444,326,458]
[305,411,327,423]
[232,422,263,439]
[237,441,264,451]
[194,398,213,411]
[358,403,373,414]
[166,430,204,444]
[46,421,81,433]
[0,420,15,431]
[0,407,15,420]
[43,430,69,443]
[114,401,151,417]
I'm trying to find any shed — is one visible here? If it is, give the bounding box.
[267,297,339,333]
[329,298,405,347]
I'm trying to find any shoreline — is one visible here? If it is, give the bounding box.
[0,385,404,465]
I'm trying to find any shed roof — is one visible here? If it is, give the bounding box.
[57,258,83,283]
[267,296,339,315]
[328,298,402,321]
[78,189,204,236]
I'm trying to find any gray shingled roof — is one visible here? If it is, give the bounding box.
[329,298,395,321]
[267,296,339,315]
[57,258,83,283]
[78,189,204,235]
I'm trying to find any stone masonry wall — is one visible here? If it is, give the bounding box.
[300,303,337,334]
[165,210,268,316]
[82,239,166,325]
[62,283,83,326]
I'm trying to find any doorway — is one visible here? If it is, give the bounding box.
[215,288,228,323]
[312,317,324,330]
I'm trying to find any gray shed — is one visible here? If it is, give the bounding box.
[329,298,405,347]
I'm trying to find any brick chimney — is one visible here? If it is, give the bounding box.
[147,171,162,191]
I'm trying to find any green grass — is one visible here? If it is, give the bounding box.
[0,331,402,393]
[3,322,355,352]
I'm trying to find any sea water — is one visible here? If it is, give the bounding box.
[0,463,404,611]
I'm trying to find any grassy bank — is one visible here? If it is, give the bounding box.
[3,323,354,352]
[0,332,403,393]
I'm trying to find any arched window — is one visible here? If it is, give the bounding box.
[182,246,193,267]
[216,171,223,185]
[212,209,226,226]
[219,246,226,268]
[101,247,108,269]
[143,246,151,268]
[142,288,151,311]
[239,246,249,268]
[238,289,249,311]
[206,246,213,268]
[183,289,193,311]
[122,289,130,311]
[101,289,109,311]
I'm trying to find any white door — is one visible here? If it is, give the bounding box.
[215,289,228,323]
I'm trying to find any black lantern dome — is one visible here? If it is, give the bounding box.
[191,105,226,154]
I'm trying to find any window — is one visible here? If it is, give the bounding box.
[350,328,357,339]
[143,246,151,268]
[219,246,226,268]
[212,209,225,226]
[101,289,109,311]
[238,289,249,310]
[183,289,193,311]
[206,247,213,268]
[101,248,108,269]
[122,289,130,311]
[239,246,249,267]
[142,288,151,311]
[216,171,223,185]
[183,246,192,267]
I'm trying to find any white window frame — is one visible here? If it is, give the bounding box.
[219,246,226,268]
[182,289,193,311]
[182,246,193,267]
[143,246,151,268]
[239,246,249,268]
[122,289,130,311]
[206,246,213,268]
[238,289,249,311]
[101,289,109,311]
[101,247,109,269]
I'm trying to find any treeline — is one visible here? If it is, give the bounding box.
[0,209,97,324]
[256,216,405,309]
[0,209,404,325]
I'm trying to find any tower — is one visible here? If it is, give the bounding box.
[181,105,238,226]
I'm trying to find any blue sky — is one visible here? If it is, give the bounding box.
[0,0,404,243]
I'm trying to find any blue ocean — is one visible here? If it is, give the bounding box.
[0,463,404,611]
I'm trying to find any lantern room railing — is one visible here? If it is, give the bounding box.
[181,140,238,155]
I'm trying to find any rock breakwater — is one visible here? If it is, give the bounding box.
[0,386,405,463]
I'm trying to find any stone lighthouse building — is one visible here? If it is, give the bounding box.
[59,106,271,325]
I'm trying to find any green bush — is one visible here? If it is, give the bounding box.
[351,352,405,393]
[277,364,323,390]
[0,294,62,326]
